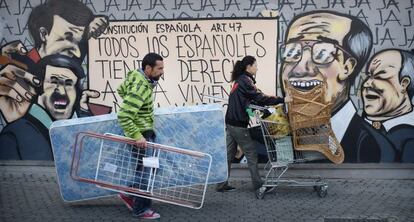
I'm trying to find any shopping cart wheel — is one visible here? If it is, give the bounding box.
[255,187,266,199]
[313,178,323,192]
[316,185,328,198]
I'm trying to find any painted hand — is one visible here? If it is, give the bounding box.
[0,40,27,56]
[0,64,40,123]
[79,89,100,111]
[88,16,109,39]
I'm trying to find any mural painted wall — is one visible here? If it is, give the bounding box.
[0,0,413,163]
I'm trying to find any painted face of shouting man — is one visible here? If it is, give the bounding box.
[280,11,372,114]
[37,55,85,120]
[362,49,413,121]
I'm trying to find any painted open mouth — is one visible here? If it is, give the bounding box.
[364,94,380,100]
[53,99,68,109]
[289,80,323,91]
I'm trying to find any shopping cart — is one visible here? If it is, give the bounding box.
[254,107,328,199]
[70,132,212,209]
[200,94,328,199]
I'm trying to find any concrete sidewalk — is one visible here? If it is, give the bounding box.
[1,164,413,222]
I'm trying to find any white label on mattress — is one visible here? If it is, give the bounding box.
[103,163,118,173]
[143,157,159,169]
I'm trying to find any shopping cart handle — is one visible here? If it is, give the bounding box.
[79,132,138,146]
[103,133,130,141]
[259,119,290,126]
[103,133,136,144]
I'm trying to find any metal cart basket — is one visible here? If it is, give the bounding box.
[70,132,212,209]
[255,108,328,199]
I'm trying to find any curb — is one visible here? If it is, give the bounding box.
[1,161,414,179]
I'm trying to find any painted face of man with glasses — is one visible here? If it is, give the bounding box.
[280,12,360,114]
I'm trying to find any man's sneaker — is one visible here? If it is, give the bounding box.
[134,208,161,220]
[118,193,133,211]
[216,185,236,192]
